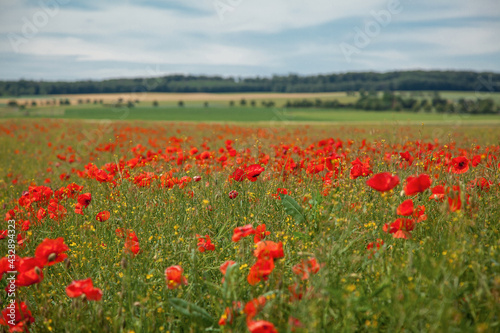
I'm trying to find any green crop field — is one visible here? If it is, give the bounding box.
[1,106,500,124]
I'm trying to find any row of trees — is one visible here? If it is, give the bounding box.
[151,99,277,108]
[284,92,498,114]
[1,71,499,96]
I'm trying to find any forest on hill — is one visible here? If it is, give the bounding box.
[1,71,499,96]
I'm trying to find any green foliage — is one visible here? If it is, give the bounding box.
[2,71,499,96]
[279,194,306,224]
[168,298,215,327]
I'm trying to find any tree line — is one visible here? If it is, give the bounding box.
[284,91,498,114]
[1,71,499,96]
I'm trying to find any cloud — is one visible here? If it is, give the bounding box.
[0,0,499,80]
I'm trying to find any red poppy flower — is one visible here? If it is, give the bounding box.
[232,224,255,242]
[253,224,271,243]
[96,211,110,222]
[228,190,239,199]
[451,156,469,174]
[94,169,113,182]
[0,301,35,332]
[245,164,265,182]
[77,193,92,208]
[366,172,400,192]
[468,177,492,192]
[74,203,84,215]
[248,258,275,285]
[429,185,446,201]
[124,238,140,256]
[37,207,47,221]
[65,183,83,199]
[230,168,246,182]
[196,234,215,252]
[66,278,103,301]
[247,320,278,333]
[288,282,304,301]
[219,260,236,276]
[17,234,26,249]
[383,218,415,239]
[271,188,289,199]
[34,237,69,266]
[47,199,67,221]
[349,158,372,179]
[404,174,431,195]
[124,231,140,256]
[448,195,462,212]
[254,241,284,260]
[471,155,481,167]
[414,205,427,222]
[399,151,414,164]
[21,220,30,232]
[165,265,188,289]
[244,296,266,322]
[134,172,157,187]
[397,199,414,216]
[115,228,129,238]
[15,257,44,287]
[292,257,321,280]
[366,239,384,258]
[218,301,242,326]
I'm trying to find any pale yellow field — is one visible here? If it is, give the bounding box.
[0,92,355,106]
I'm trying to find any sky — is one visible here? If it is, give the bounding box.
[0,0,499,81]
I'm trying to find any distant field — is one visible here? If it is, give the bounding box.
[1,105,499,124]
[3,90,500,108]
[1,91,499,124]
[0,92,358,107]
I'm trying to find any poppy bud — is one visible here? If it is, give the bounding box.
[34,266,42,276]
[229,190,239,199]
[64,257,71,269]
[48,253,57,262]
[121,257,128,269]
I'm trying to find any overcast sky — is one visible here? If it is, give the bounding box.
[0,0,499,81]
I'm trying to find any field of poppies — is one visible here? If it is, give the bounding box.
[0,119,499,332]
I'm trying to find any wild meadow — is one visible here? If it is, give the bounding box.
[0,119,499,332]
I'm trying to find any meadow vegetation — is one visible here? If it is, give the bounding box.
[0,119,499,332]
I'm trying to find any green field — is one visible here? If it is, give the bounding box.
[1,105,499,124]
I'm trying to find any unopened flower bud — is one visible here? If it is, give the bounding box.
[64,258,71,269]
[121,257,127,269]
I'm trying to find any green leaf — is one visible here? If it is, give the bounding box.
[169,298,214,326]
[279,194,306,224]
